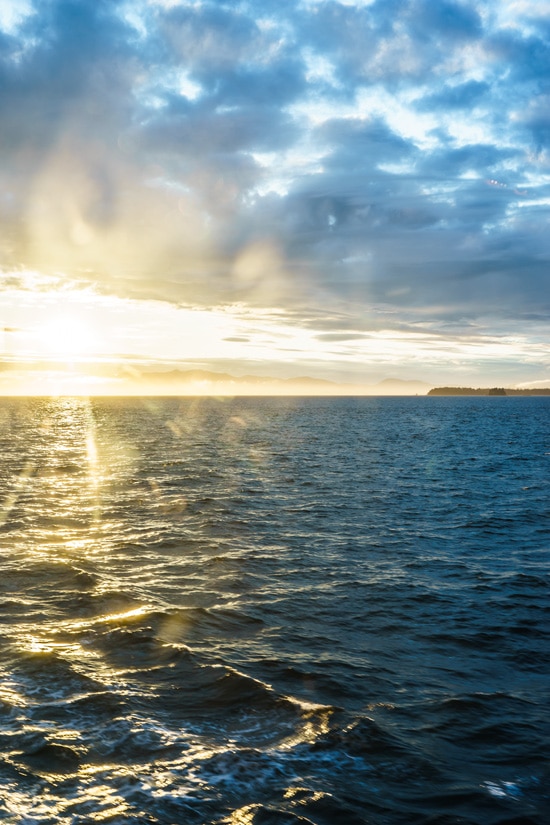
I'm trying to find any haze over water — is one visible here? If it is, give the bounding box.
[0,395,548,824]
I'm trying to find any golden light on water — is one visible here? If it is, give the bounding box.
[26,637,87,656]
[0,398,111,553]
[86,429,98,473]
[65,606,151,630]
[224,806,259,825]
[0,459,34,528]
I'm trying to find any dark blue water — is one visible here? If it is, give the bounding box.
[0,396,548,823]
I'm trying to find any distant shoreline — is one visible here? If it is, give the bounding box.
[427,387,550,396]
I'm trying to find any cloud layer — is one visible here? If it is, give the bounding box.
[0,0,549,360]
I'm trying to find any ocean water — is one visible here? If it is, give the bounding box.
[0,395,548,825]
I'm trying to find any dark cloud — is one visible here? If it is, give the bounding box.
[300,0,483,89]
[157,4,307,107]
[317,117,416,170]
[514,95,550,154]
[418,144,519,178]
[407,0,482,42]
[139,101,298,156]
[417,80,490,111]
[157,3,262,76]
[302,1,427,86]
[208,61,307,108]
[489,29,550,85]
[315,332,371,342]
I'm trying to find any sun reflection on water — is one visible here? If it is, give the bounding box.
[0,397,111,553]
[0,459,34,528]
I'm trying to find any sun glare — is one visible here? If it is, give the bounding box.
[33,315,99,362]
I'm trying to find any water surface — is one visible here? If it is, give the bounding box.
[0,396,548,823]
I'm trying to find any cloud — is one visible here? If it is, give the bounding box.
[138,99,299,157]
[407,0,482,42]
[416,80,490,111]
[0,0,547,374]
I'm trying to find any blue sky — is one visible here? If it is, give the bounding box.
[0,0,549,390]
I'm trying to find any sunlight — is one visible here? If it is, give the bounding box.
[32,314,99,362]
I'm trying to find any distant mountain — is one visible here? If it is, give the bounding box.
[373,378,431,394]
[142,368,238,384]
[132,368,344,393]
[131,369,433,395]
[282,376,340,387]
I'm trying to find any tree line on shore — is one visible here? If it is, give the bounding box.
[427,387,550,396]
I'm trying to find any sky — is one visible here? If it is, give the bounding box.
[0,0,549,393]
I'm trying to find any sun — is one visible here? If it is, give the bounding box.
[33,314,100,362]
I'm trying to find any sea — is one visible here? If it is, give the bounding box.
[0,395,548,825]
